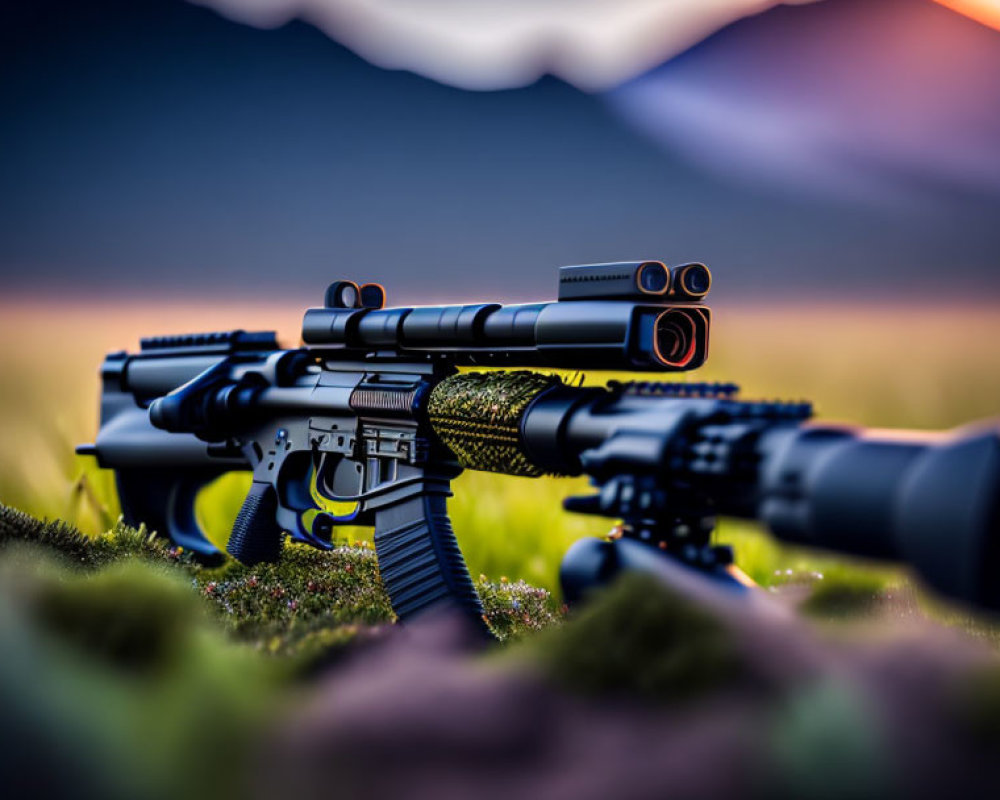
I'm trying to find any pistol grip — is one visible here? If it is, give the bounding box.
[227,481,284,565]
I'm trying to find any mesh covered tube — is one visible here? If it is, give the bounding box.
[428,371,560,476]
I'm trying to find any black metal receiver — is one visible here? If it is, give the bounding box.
[80,262,1000,634]
[301,260,710,371]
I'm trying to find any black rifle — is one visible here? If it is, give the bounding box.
[79,262,1000,633]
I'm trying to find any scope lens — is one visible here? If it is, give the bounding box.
[653,309,698,368]
[359,283,386,309]
[637,262,670,294]
[339,284,359,308]
[679,264,711,297]
[326,280,362,309]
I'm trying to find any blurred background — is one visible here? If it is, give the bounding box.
[3,0,1000,302]
[2,0,1000,590]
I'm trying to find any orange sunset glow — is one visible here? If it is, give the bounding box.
[934,0,1000,30]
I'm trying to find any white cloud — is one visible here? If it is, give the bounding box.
[189,0,821,91]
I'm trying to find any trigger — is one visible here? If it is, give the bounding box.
[313,512,335,543]
[309,507,358,545]
[325,500,360,521]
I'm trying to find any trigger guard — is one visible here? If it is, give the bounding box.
[290,529,335,550]
[277,504,334,550]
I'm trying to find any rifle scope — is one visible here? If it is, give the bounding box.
[301,262,712,371]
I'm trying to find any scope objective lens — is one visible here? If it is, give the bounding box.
[637,262,670,295]
[672,264,712,299]
[653,309,698,368]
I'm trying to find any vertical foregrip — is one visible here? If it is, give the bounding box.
[227,481,285,565]
[374,495,492,639]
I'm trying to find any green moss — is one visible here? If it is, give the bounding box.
[0,502,94,563]
[800,569,888,619]
[477,576,562,641]
[0,551,283,800]
[0,502,197,572]
[34,561,207,674]
[530,573,746,703]
[0,502,559,664]
[195,543,395,655]
[193,546,563,652]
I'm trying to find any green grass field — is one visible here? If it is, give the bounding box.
[2,297,1000,597]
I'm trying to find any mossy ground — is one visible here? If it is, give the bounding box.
[0,502,563,797]
[0,503,560,660]
[529,572,749,703]
[3,502,1000,799]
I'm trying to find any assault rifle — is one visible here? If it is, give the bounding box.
[79,262,1000,633]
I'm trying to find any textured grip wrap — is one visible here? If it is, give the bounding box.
[375,494,491,638]
[428,371,560,476]
[227,481,285,565]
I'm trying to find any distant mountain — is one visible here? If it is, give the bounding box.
[610,0,1000,204]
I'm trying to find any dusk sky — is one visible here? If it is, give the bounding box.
[1,0,998,304]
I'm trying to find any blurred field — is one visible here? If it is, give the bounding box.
[2,296,1000,594]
